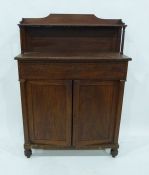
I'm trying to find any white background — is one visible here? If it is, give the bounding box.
[0,0,149,174]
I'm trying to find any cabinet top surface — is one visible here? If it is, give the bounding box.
[19,14,125,27]
[15,52,131,62]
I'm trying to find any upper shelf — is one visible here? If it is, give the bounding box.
[19,14,126,27]
[15,52,132,62]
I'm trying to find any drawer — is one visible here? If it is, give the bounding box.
[18,62,128,80]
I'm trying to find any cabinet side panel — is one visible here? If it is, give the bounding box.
[113,80,125,145]
[19,80,31,149]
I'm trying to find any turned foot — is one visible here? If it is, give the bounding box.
[24,149,32,158]
[111,148,118,158]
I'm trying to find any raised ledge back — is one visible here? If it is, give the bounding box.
[19,14,126,27]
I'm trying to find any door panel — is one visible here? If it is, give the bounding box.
[27,80,72,147]
[73,80,118,148]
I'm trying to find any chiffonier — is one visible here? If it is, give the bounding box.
[15,14,131,158]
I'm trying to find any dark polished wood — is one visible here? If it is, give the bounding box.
[18,62,128,80]
[18,14,126,54]
[111,148,118,158]
[24,149,32,158]
[73,80,119,148]
[15,14,131,157]
[27,80,72,147]
[19,14,126,26]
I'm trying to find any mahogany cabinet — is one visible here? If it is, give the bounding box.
[15,14,131,158]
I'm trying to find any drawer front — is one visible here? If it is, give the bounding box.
[19,62,128,80]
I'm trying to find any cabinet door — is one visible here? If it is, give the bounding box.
[73,80,119,148]
[26,80,72,147]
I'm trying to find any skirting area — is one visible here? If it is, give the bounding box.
[0,136,148,175]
